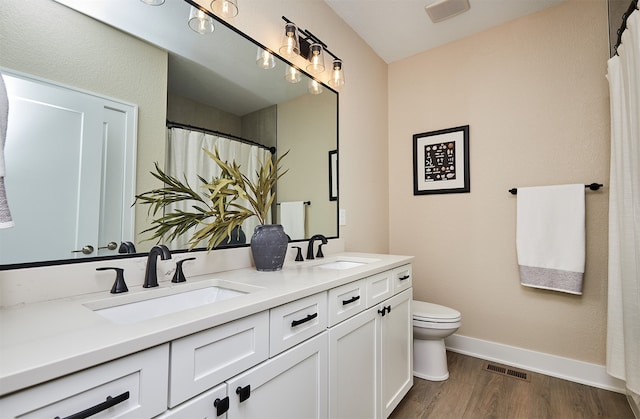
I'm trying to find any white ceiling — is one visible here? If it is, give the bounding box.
[324,0,567,63]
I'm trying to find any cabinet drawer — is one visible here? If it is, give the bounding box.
[365,271,393,307]
[157,383,227,419]
[327,278,366,326]
[0,344,169,419]
[169,311,269,407]
[270,292,327,356]
[393,264,412,293]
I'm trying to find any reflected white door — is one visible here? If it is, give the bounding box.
[0,72,136,264]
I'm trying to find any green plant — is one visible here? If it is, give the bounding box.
[135,147,288,250]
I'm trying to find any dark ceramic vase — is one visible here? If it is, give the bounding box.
[250,224,289,271]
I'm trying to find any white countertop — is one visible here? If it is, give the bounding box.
[0,252,412,396]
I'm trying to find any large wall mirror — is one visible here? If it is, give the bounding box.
[0,0,338,269]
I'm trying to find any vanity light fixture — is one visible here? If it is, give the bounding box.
[327,58,345,90]
[210,0,239,18]
[279,22,300,59]
[256,48,276,70]
[281,16,345,88]
[140,0,165,5]
[188,6,215,34]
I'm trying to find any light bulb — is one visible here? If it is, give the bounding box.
[284,66,301,83]
[308,79,323,95]
[279,23,300,58]
[327,59,345,90]
[188,7,215,34]
[210,0,238,18]
[256,48,275,70]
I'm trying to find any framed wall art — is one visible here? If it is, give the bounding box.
[413,125,470,195]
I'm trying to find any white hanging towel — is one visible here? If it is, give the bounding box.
[280,201,306,240]
[516,184,586,294]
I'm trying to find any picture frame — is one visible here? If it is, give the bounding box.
[329,150,338,201]
[413,125,470,195]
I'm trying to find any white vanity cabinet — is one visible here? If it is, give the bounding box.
[0,344,169,419]
[328,264,413,419]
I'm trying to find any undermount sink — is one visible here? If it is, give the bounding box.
[85,280,255,324]
[317,257,380,270]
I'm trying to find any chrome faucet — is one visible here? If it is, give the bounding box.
[306,234,328,260]
[143,245,172,288]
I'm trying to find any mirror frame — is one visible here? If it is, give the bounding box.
[0,0,339,271]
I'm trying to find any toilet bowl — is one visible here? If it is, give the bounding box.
[412,300,461,381]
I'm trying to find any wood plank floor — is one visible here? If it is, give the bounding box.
[389,351,634,419]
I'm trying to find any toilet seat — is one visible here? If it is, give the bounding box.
[412,300,461,323]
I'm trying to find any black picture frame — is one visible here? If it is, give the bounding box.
[413,125,470,195]
[329,150,338,201]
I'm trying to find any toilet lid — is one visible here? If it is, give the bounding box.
[412,300,461,322]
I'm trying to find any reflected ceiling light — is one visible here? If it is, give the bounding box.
[140,0,165,5]
[256,48,276,70]
[284,66,302,84]
[308,79,323,95]
[211,0,239,18]
[327,59,345,90]
[279,23,300,59]
[280,16,345,88]
[188,7,215,34]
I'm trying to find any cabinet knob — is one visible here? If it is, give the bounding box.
[214,396,230,416]
[236,385,251,403]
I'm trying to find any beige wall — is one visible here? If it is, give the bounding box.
[389,0,610,364]
[1,0,168,253]
[204,0,390,253]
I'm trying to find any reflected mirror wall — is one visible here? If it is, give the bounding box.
[0,0,338,269]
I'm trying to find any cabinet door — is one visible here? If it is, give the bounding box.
[0,344,169,419]
[227,332,328,419]
[379,289,413,418]
[328,308,378,419]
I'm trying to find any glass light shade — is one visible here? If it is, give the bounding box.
[306,43,325,74]
[210,0,238,18]
[140,0,165,5]
[284,66,301,84]
[188,7,215,34]
[327,59,345,90]
[279,23,300,59]
[256,48,276,70]
[308,79,323,95]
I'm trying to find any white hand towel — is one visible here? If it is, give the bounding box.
[280,201,306,240]
[516,184,585,294]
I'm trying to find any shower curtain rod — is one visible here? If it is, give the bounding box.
[614,0,639,54]
[508,183,603,195]
[166,120,276,154]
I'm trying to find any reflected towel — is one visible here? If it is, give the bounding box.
[0,74,13,228]
[516,184,585,294]
[280,201,305,240]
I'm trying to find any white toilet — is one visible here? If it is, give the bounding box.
[412,300,462,381]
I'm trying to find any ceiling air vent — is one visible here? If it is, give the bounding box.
[424,0,470,23]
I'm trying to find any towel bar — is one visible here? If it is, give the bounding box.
[508,183,603,195]
[277,201,311,205]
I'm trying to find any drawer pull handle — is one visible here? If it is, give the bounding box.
[236,385,251,403]
[291,312,318,327]
[214,396,230,415]
[342,295,361,305]
[399,275,410,280]
[378,306,392,317]
[54,391,129,419]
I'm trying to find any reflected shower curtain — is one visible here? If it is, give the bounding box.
[606,5,640,407]
[166,127,272,249]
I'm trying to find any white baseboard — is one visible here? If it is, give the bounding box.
[445,334,626,394]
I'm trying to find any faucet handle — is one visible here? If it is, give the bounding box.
[97,267,128,294]
[172,257,196,283]
[316,243,325,258]
[292,246,304,261]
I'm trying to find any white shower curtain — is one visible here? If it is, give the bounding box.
[166,127,272,249]
[606,6,640,405]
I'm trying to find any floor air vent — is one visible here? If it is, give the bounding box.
[483,362,531,382]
